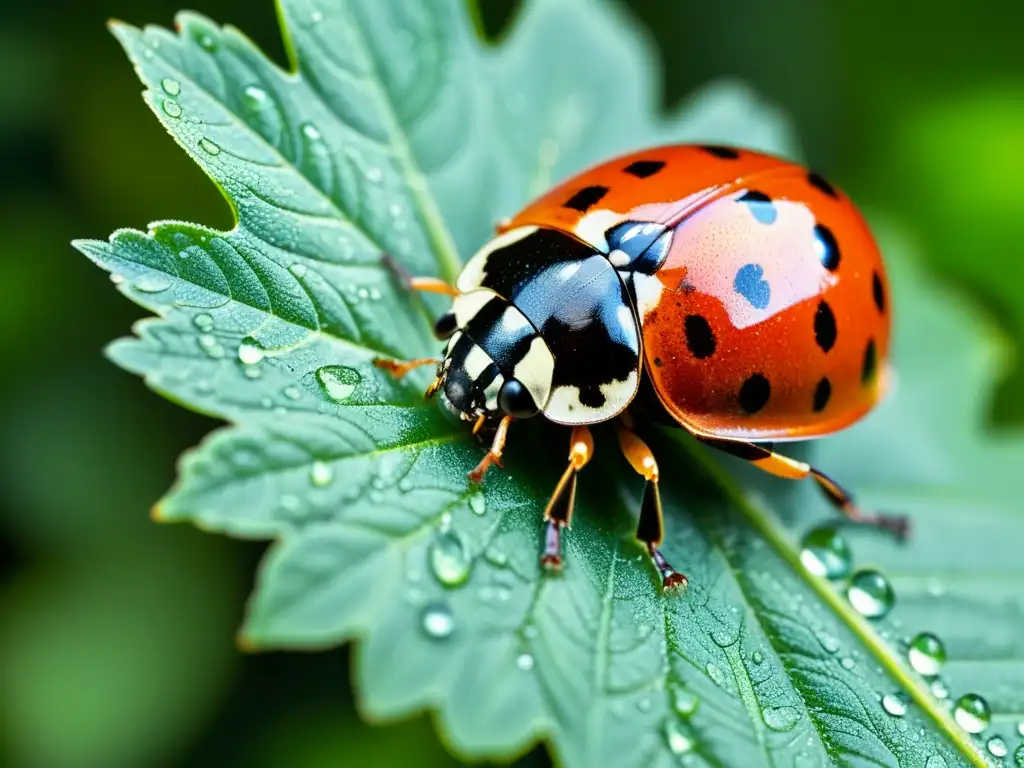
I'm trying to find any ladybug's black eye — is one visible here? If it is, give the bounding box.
[497,378,538,419]
[433,311,457,339]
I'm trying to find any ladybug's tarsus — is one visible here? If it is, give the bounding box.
[697,436,911,543]
[468,415,512,484]
[617,419,687,591]
[372,357,440,379]
[381,252,459,297]
[539,426,593,569]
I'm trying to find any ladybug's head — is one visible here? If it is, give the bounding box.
[429,290,551,424]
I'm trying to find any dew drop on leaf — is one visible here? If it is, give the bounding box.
[1014,743,1024,768]
[814,628,840,654]
[160,77,180,96]
[283,386,301,400]
[799,525,852,579]
[516,653,534,671]
[953,693,991,734]
[840,656,855,670]
[429,529,471,588]
[109,273,125,285]
[762,706,800,732]
[662,719,695,755]
[289,263,308,278]
[199,138,221,155]
[198,334,225,358]
[987,736,1008,758]
[237,338,264,365]
[193,313,214,331]
[925,758,947,768]
[752,650,764,665]
[1017,721,1024,737]
[199,35,217,52]
[244,85,267,104]
[133,274,173,293]
[907,632,946,677]
[316,365,360,402]
[882,692,909,717]
[484,546,507,567]
[420,603,454,640]
[309,460,333,488]
[670,684,699,718]
[705,662,727,688]
[161,99,182,118]
[846,569,895,618]
[930,677,950,700]
[468,491,486,516]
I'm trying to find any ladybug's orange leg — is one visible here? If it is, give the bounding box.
[696,436,909,539]
[382,252,458,296]
[468,415,513,484]
[617,421,688,590]
[540,426,594,571]
[372,357,440,379]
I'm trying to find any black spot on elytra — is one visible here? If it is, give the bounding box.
[738,373,771,413]
[872,271,886,313]
[737,190,778,225]
[654,357,663,367]
[623,160,665,178]
[578,383,606,408]
[563,185,609,212]
[814,300,837,353]
[734,263,771,309]
[813,377,832,412]
[808,172,838,198]
[814,224,840,271]
[862,339,878,385]
[701,145,740,159]
[684,314,716,359]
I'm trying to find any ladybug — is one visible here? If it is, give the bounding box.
[375,144,906,590]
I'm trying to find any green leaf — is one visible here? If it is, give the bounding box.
[75,0,1024,766]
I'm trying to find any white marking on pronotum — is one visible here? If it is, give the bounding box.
[513,336,555,412]
[463,343,492,380]
[456,226,538,293]
[543,370,639,425]
[608,249,630,267]
[451,289,496,328]
[500,305,532,335]
[630,272,665,321]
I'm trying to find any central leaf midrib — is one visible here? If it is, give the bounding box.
[677,436,989,767]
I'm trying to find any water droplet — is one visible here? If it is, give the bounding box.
[193,313,214,331]
[244,85,266,103]
[420,602,454,640]
[429,529,471,587]
[814,629,840,654]
[925,757,948,768]
[289,263,307,278]
[161,78,180,96]
[484,546,507,567]
[1018,721,1024,737]
[199,137,221,155]
[161,99,182,118]
[840,656,855,670]
[763,706,801,732]
[302,123,322,140]
[636,696,652,713]
[663,719,695,755]
[311,10,324,22]
[468,491,486,516]
[283,386,301,400]
[316,365,360,402]
[987,736,1008,758]
[109,273,125,285]
[908,632,946,677]
[1015,743,1024,768]
[199,35,217,52]
[366,166,383,182]
[752,650,764,665]
[523,624,538,640]
[846,569,895,618]
[237,338,264,365]
[310,460,333,487]
[198,334,225,358]
[930,678,950,700]
[953,693,990,734]
[670,684,700,718]
[799,526,852,579]
[133,274,173,293]
[705,662,727,688]
[516,653,534,671]
[882,692,908,717]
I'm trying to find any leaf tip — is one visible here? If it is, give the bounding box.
[235,631,263,653]
[150,501,168,523]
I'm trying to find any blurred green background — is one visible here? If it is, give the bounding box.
[2,0,1023,766]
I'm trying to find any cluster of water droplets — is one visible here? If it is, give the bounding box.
[798,525,1008,757]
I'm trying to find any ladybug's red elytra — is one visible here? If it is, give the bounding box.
[375,144,906,590]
